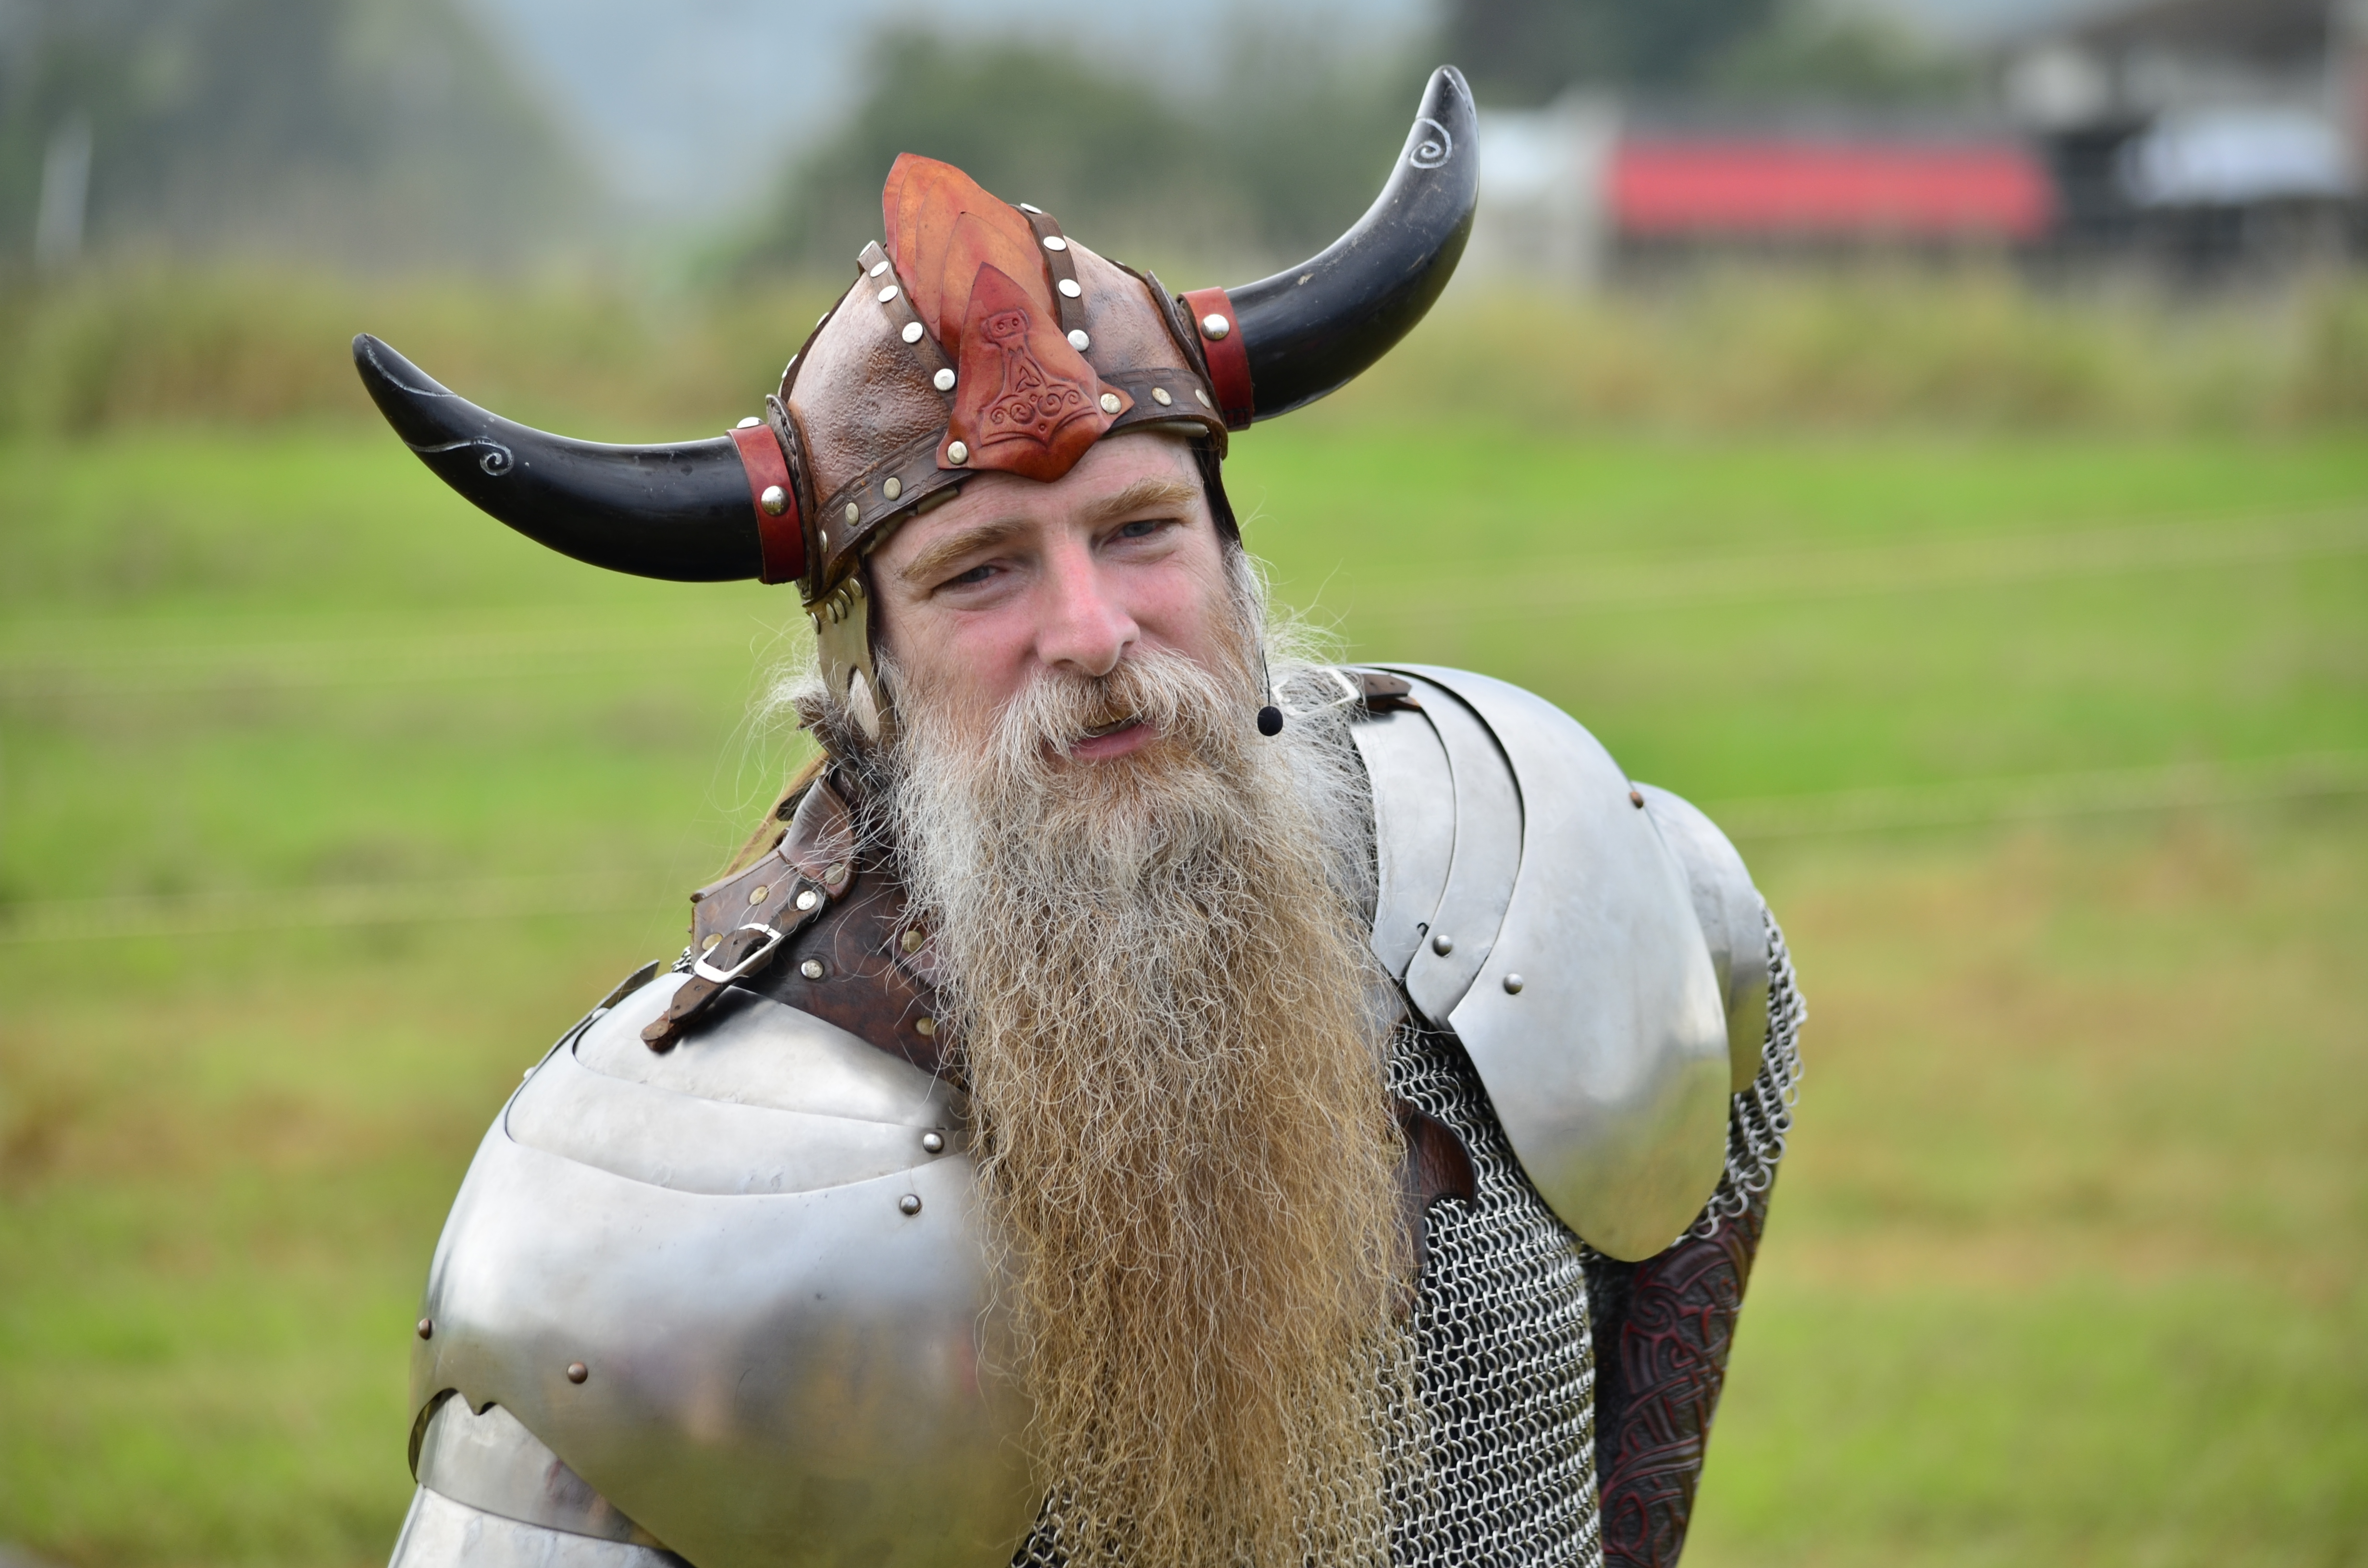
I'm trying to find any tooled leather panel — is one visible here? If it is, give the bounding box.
[740,864,951,1078]
[787,273,950,539]
[1073,248,1195,374]
[1589,1176,1773,1568]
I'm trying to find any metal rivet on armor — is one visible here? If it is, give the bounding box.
[1058,277,1082,299]
[1018,202,1042,214]
[934,368,956,392]
[795,888,820,911]
[1041,234,1067,251]
[760,485,789,516]
[915,1016,937,1038]
[1099,392,1121,414]
[901,321,925,345]
[1629,788,1646,808]
[1200,313,1231,340]
[1431,932,1455,956]
[824,862,849,887]
[702,932,723,951]
[800,958,825,981]
[877,285,899,303]
[901,928,924,953]
[1067,329,1090,351]
[899,1194,923,1215]
[567,1361,589,1384]
[736,416,761,429]
[843,501,859,525]
[947,441,969,464]
[1152,387,1172,405]
[417,1318,433,1340]
[1503,974,1526,994]
[1195,388,1214,409]
[922,1131,945,1153]
[869,259,890,277]
[883,477,902,502]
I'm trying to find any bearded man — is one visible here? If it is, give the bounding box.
[360,68,1801,1568]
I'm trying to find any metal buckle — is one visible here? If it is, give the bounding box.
[692,923,787,984]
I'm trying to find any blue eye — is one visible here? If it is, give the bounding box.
[1118,519,1164,539]
[948,564,996,586]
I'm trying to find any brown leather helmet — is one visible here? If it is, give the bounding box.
[354,67,1476,725]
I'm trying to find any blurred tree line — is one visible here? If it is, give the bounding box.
[743,0,1970,277]
[739,24,1418,279]
[0,0,590,270]
[1441,0,1967,106]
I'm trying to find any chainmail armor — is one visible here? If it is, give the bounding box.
[1687,906,1805,1242]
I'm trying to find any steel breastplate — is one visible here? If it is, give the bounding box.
[408,974,1036,1568]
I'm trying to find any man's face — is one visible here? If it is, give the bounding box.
[866,433,1231,761]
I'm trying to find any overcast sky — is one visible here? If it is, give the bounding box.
[465,0,2102,226]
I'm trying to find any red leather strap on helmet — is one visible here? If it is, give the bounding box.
[1182,287,1254,431]
[728,423,803,585]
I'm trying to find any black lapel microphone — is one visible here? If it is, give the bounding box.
[1256,649,1284,735]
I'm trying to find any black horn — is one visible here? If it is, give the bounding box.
[352,334,764,582]
[1187,66,1479,423]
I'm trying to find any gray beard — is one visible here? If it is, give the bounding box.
[869,611,1410,1568]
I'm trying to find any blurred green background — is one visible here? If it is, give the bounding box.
[2,0,2366,1565]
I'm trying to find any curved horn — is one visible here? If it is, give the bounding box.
[1186,66,1479,424]
[353,334,766,582]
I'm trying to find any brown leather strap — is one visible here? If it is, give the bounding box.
[1396,1098,1477,1292]
[1182,286,1253,429]
[642,907,818,1052]
[728,422,803,586]
[1020,207,1089,341]
[644,780,864,1053]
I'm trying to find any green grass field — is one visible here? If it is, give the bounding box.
[1,420,2363,1566]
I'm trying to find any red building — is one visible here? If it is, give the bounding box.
[1609,136,2058,244]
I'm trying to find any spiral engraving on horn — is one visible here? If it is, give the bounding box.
[409,437,516,477]
[1409,117,1453,170]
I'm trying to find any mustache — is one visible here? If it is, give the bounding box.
[972,643,1255,766]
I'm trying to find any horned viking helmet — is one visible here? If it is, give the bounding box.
[355,67,1477,735]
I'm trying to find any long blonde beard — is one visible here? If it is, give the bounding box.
[882,603,1410,1568]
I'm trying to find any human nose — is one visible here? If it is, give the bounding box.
[1033,536,1137,678]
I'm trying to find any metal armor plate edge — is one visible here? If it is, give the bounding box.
[410,978,1035,1568]
[1347,700,1455,979]
[389,1485,685,1568]
[1373,665,1733,1262]
[1634,783,1771,1094]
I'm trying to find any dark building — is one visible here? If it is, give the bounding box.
[2002,0,2366,268]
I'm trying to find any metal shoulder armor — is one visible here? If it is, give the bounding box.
[396,973,1034,1568]
[1347,663,1761,1261]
